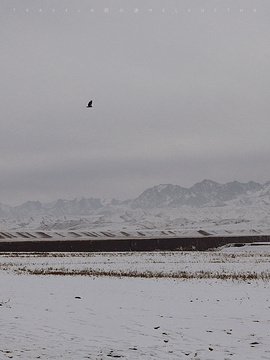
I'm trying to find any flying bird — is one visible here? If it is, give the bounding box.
[86,100,93,108]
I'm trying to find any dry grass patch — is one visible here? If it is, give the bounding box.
[13,266,270,281]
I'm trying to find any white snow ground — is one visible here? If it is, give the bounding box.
[0,246,270,359]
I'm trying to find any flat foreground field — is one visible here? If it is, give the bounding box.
[0,246,269,359]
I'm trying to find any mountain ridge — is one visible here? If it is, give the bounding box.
[0,179,269,218]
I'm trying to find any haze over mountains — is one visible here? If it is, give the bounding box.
[1,179,270,218]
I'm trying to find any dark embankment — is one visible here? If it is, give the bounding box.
[0,235,270,252]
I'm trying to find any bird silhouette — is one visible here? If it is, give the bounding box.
[86,100,93,108]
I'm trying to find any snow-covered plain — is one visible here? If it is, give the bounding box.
[1,203,270,241]
[0,246,270,359]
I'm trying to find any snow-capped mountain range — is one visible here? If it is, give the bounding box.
[1,179,270,235]
[1,179,270,217]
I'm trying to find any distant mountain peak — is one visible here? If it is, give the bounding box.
[196,179,219,185]
[155,184,172,192]
[130,179,265,209]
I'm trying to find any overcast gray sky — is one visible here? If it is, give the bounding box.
[1,0,270,205]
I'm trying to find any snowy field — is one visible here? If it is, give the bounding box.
[0,245,270,359]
